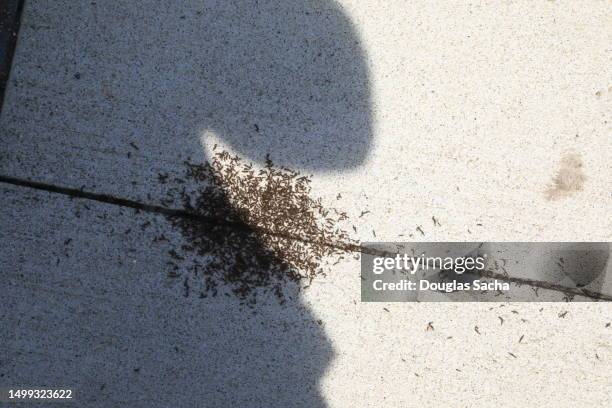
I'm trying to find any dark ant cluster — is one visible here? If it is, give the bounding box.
[167,150,354,304]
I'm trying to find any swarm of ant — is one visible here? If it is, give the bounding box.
[166,149,354,304]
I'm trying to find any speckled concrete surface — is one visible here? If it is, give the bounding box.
[1,1,611,407]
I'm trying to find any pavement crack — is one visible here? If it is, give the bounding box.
[0,174,359,251]
[2,174,610,302]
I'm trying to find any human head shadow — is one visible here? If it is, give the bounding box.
[169,2,371,406]
[93,0,370,406]
[3,0,371,404]
[158,0,372,171]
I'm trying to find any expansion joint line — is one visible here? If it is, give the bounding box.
[1,174,610,301]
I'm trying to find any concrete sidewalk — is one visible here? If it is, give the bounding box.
[1,1,611,407]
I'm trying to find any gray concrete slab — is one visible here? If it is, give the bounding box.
[1,1,610,243]
[0,0,371,209]
[1,184,333,407]
[1,1,611,407]
[3,184,612,407]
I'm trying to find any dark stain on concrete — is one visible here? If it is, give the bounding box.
[545,152,586,200]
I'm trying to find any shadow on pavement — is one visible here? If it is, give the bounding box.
[3,1,372,407]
